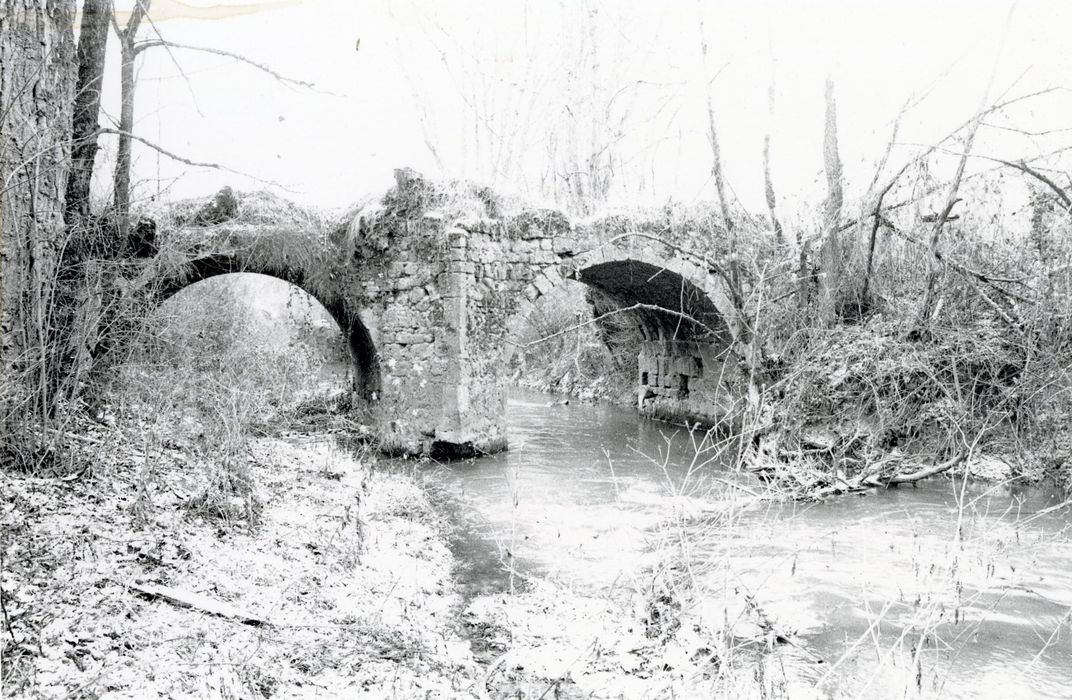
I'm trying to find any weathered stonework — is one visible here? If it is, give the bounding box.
[148,177,747,456]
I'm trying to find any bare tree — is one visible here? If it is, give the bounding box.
[104,0,315,239]
[66,0,111,225]
[696,2,734,240]
[397,1,671,214]
[762,82,783,244]
[912,60,1004,334]
[817,77,844,324]
[854,98,909,314]
[111,0,151,241]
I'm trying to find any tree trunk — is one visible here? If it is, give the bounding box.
[113,41,135,240]
[696,0,737,304]
[817,77,844,324]
[113,0,150,241]
[1,0,77,421]
[65,0,110,225]
[762,83,783,244]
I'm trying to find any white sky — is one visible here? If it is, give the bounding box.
[96,0,1072,219]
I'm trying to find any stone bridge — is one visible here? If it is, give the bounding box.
[147,175,747,456]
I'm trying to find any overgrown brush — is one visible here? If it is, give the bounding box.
[745,187,1072,492]
[756,322,1020,486]
[108,276,346,525]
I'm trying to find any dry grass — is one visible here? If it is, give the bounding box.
[105,274,344,526]
[0,433,479,698]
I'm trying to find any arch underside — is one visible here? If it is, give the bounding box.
[572,260,729,343]
[154,254,381,403]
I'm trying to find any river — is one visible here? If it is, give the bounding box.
[438,390,1072,699]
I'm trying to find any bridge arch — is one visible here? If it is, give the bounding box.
[153,254,381,403]
[503,246,737,363]
[499,245,743,427]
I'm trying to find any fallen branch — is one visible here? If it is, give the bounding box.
[886,452,967,484]
[757,451,969,500]
[125,581,270,627]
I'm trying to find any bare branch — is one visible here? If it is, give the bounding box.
[995,157,1072,211]
[133,40,319,90]
[981,122,1072,138]
[836,143,1072,236]
[95,128,284,186]
[139,5,205,117]
[511,302,723,349]
[868,86,1061,210]
[858,99,912,305]
[914,6,1013,332]
[878,216,1029,336]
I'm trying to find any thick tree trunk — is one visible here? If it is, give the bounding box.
[65,0,111,224]
[1,0,77,420]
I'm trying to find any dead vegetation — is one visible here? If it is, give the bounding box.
[739,179,1072,496]
[0,431,478,698]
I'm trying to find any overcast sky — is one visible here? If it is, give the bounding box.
[97,0,1072,219]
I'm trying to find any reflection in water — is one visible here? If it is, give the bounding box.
[439,390,1072,699]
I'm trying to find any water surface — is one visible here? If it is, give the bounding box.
[438,390,1072,699]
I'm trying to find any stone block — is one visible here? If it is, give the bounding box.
[552,236,576,255]
[533,272,555,296]
[515,298,534,319]
[446,227,469,248]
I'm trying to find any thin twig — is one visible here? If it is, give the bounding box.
[132,40,321,92]
[93,128,286,187]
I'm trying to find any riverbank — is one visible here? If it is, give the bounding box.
[1,432,481,697]
[1,425,788,699]
[513,372,633,407]
[6,403,1072,698]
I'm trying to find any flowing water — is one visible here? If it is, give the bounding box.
[438,390,1072,699]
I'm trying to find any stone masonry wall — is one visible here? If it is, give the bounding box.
[153,184,747,456]
[637,340,740,426]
